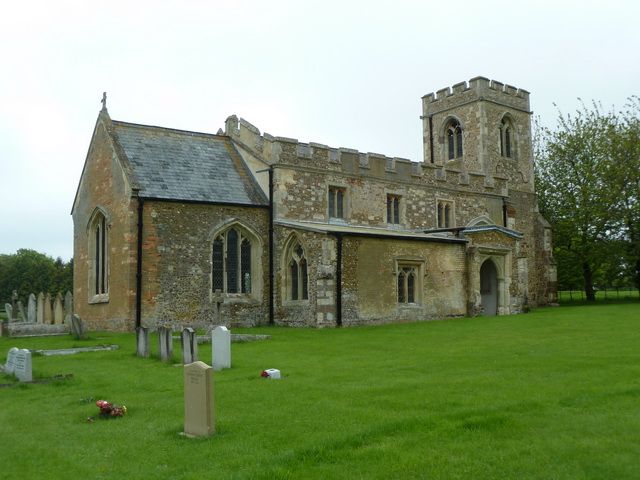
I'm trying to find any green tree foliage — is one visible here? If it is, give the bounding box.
[535,98,640,299]
[0,249,73,304]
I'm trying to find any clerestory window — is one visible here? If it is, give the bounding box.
[446,119,463,160]
[212,227,253,294]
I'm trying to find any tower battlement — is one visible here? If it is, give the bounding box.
[422,77,530,114]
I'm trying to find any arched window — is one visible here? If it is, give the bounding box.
[446,119,463,160]
[397,265,418,304]
[499,117,514,158]
[89,209,109,298]
[212,227,254,294]
[286,240,308,301]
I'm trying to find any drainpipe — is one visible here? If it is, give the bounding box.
[335,233,343,327]
[135,197,144,329]
[502,198,508,228]
[428,115,435,164]
[268,167,274,325]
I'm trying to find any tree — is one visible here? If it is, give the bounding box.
[535,103,619,301]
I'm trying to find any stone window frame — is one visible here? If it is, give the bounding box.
[394,257,425,306]
[436,198,455,228]
[499,114,517,159]
[87,206,110,304]
[210,220,263,303]
[444,117,464,161]
[327,184,349,223]
[281,234,310,305]
[385,192,403,226]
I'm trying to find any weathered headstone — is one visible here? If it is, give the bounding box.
[212,326,231,371]
[44,294,53,324]
[64,291,73,324]
[53,293,64,325]
[70,314,87,340]
[4,347,19,374]
[183,361,215,437]
[158,326,173,361]
[181,328,198,364]
[36,292,45,323]
[4,304,13,322]
[14,349,32,382]
[11,290,18,319]
[136,327,150,357]
[17,301,27,322]
[27,294,37,323]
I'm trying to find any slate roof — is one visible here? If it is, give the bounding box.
[110,121,268,206]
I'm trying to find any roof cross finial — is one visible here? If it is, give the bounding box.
[101,92,108,113]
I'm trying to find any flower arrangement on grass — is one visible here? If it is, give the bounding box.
[95,399,127,418]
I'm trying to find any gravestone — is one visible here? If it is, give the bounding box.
[27,294,36,323]
[4,304,13,322]
[136,327,150,357]
[36,292,45,323]
[181,328,198,364]
[14,349,32,382]
[17,301,27,322]
[183,361,215,437]
[44,294,53,324]
[71,314,87,340]
[64,291,73,324]
[4,347,19,374]
[158,326,173,361]
[212,326,231,371]
[53,293,64,324]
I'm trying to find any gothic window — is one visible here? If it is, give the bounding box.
[328,186,346,219]
[500,117,514,158]
[89,209,109,299]
[437,200,454,228]
[387,194,401,224]
[286,241,308,301]
[212,227,253,294]
[397,264,420,304]
[446,119,463,160]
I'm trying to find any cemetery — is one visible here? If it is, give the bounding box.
[1,302,638,478]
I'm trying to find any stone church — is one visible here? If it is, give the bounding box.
[72,77,557,331]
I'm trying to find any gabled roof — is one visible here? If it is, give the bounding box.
[110,121,268,206]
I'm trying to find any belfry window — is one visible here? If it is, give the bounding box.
[286,241,308,301]
[500,117,514,158]
[446,120,463,160]
[212,227,253,294]
[437,200,454,228]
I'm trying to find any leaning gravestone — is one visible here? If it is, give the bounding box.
[181,328,198,364]
[4,347,19,374]
[27,294,36,323]
[212,326,231,371]
[53,293,64,325]
[71,314,87,340]
[4,304,13,322]
[183,361,215,437]
[44,294,53,324]
[158,326,173,361]
[14,349,32,382]
[136,327,150,358]
[36,292,45,323]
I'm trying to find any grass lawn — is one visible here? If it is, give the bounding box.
[1,303,639,479]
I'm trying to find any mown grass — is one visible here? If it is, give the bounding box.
[1,303,639,479]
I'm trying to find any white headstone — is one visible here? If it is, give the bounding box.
[212,326,231,371]
[14,349,32,382]
[183,361,215,437]
[27,294,37,323]
[4,347,19,374]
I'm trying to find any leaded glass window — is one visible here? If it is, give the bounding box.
[211,227,253,294]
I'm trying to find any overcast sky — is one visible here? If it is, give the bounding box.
[0,0,638,261]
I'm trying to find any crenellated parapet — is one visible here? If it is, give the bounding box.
[225,114,508,196]
[422,76,530,115]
